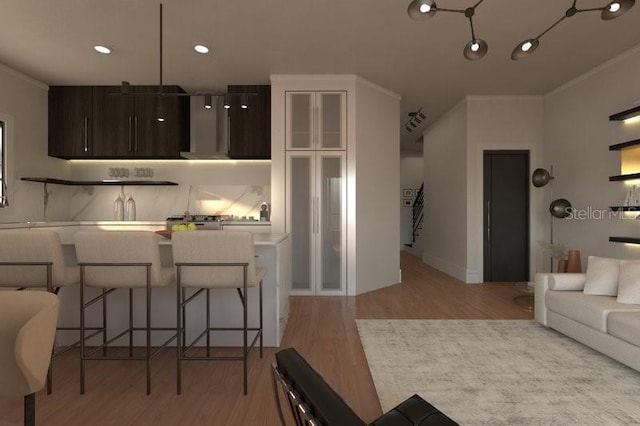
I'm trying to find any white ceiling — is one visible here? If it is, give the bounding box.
[1,0,640,152]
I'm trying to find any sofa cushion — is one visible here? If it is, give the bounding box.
[583,256,620,296]
[545,291,640,332]
[607,311,640,347]
[617,261,640,304]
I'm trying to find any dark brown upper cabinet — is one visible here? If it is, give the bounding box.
[49,85,189,159]
[48,86,94,158]
[227,85,271,159]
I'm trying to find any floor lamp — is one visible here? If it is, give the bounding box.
[532,166,573,272]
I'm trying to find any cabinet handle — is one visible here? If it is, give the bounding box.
[312,196,316,234]
[314,196,320,234]
[227,114,231,154]
[128,116,133,152]
[314,106,318,146]
[83,116,88,153]
[134,116,139,152]
[487,201,491,241]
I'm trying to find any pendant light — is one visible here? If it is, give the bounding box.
[407,0,488,61]
[204,95,213,109]
[512,0,635,60]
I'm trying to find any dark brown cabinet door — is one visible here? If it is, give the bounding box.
[48,86,93,158]
[133,86,189,158]
[92,86,135,158]
[227,85,271,159]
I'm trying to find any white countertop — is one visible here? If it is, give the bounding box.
[0,220,271,229]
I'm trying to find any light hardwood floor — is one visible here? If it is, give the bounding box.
[0,251,533,425]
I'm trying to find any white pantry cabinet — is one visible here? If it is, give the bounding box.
[286,151,346,295]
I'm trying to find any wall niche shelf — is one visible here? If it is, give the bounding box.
[609,139,640,151]
[609,105,640,121]
[609,173,640,182]
[21,177,178,186]
[610,236,640,245]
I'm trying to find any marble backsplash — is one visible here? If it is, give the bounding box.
[44,184,270,221]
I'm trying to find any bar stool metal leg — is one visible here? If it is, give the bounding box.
[146,264,151,396]
[80,267,86,395]
[176,265,182,396]
[259,280,263,358]
[243,265,248,396]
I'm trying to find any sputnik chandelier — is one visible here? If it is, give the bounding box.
[511,0,635,60]
[406,0,635,61]
[407,0,488,60]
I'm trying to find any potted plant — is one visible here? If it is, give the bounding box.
[538,241,569,272]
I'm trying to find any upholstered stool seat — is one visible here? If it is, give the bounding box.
[172,230,265,395]
[0,229,80,394]
[74,230,176,395]
[0,291,59,426]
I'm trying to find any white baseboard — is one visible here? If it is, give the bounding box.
[422,253,481,284]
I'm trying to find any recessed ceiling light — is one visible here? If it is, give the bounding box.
[194,44,209,54]
[93,45,111,54]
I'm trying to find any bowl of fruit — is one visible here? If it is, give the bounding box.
[155,222,198,239]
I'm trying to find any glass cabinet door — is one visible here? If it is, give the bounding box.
[286,152,315,292]
[286,91,346,150]
[317,152,346,294]
[317,92,346,150]
[286,92,313,150]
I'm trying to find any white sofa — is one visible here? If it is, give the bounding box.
[535,272,640,372]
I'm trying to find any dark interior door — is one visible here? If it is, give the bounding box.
[483,151,529,282]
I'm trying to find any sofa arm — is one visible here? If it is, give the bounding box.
[369,394,458,426]
[535,273,587,326]
[549,273,586,291]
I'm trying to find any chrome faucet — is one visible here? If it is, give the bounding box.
[0,179,8,207]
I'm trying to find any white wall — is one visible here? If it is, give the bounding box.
[423,96,545,283]
[466,96,544,282]
[354,78,401,295]
[422,100,468,281]
[544,45,640,264]
[400,154,423,248]
[0,64,69,222]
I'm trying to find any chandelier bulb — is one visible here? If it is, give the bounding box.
[609,2,621,12]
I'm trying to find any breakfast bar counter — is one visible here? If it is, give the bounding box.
[0,222,290,347]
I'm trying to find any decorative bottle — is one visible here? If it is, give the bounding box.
[125,194,136,221]
[114,193,125,221]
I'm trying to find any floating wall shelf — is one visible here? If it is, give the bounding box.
[609,173,640,182]
[609,105,640,121]
[609,139,640,151]
[610,236,640,245]
[21,177,178,186]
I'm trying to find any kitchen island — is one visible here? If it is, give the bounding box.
[0,221,290,347]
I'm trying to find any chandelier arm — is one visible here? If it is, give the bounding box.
[472,0,485,9]
[575,7,607,13]
[535,15,567,40]
[469,15,477,40]
[571,0,578,8]
[437,8,466,14]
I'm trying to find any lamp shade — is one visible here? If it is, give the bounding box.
[463,39,488,60]
[532,168,553,187]
[601,0,635,20]
[407,0,437,20]
[550,198,572,218]
[511,39,540,60]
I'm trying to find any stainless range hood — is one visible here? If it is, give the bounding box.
[181,96,229,159]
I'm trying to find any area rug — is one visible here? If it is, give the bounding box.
[356,320,640,425]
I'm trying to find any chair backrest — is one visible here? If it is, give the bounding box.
[171,231,258,288]
[274,348,367,426]
[0,229,72,288]
[74,230,163,288]
[0,291,59,396]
